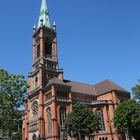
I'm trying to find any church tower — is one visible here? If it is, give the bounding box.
[31,0,63,85]
[22,0,65,140]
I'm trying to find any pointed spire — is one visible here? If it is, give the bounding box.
[38,0,51,28]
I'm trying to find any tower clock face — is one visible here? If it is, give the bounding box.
[31,101,39,116]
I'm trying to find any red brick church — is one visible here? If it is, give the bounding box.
[22,0,130,140]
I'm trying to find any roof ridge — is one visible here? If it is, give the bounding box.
[65,79,94,87]
[94,79,111,86]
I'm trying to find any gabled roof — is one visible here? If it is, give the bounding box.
[65,81,96,95]
[47,78,129,97]
[94,80,128,95]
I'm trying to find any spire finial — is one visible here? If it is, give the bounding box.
[33,24,36,33]
[53,21,56,26]
[33,24,36,29]
[53,21,56,30]
[38,0,51,28]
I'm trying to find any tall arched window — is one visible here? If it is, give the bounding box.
[45,38,52,57]
[47,108,52,135]
[32,134,37,140]
[96,108,105,131]
[60,107,66,129]
[34,76,38,88]
[37,44,40,58]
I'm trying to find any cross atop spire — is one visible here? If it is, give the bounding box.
[38,0,51,28]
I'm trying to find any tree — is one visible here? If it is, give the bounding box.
[64,102,99,138]
[0,68,28,139]
[132,80,140,100]
[114,100,140,140]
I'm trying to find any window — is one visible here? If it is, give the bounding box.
[45,39,52,57]
[57,90,69,98]
[32,134,37,140]
[60,107,66,129]
[96,108,105,131]
[89,136,94,140]
[37,44,40,58]
[34,76,38,88]
[45,92,52,101]
[31,101,39,116]
[47,108,52,135]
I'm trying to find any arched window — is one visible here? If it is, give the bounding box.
[60,107,66,129]
[45,38,52,57]
[34,76,38,88]
[105,137,108,140]
[47,107,52,135]
[96,108,105,131]
[99,138,102,140]
[31,101,39,116]
[102,138,105,140]
[37,44,40,58]
[32,134,36,140]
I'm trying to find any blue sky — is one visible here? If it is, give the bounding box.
[0,0,140,93]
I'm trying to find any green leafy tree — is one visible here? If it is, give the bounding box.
[132,80,140,100]
[114,100,140,140]
[64,102,99,138]
[0,68,28,139]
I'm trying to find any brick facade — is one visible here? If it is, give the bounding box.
[22,1,130,140]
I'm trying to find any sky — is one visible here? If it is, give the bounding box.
[0,0,140,94]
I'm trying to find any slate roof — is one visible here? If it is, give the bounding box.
[65,81,96,95]
[48,78,129,96]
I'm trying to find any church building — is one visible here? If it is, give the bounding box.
[22,0,130,140]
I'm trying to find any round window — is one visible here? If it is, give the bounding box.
[31,101,39,116]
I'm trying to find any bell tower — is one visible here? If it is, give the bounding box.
[22,1,64,140]
[28,0,63,93]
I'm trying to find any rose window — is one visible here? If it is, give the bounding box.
[31,101,39,116]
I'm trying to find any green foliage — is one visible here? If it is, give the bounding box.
[132,80,140,100]
[0,68,28,139]
[64,102,99,137]
[114,100,140,140]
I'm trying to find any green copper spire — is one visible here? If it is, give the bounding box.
[38,0,51,28]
